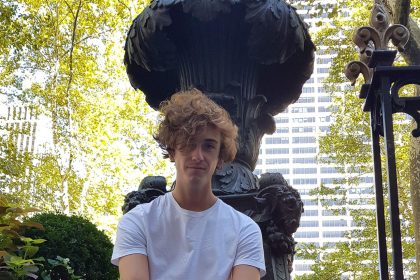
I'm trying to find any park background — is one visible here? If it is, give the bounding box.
[1,0,419,279]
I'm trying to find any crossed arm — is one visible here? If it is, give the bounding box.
[118,254,260,280]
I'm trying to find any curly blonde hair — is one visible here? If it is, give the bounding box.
[154,89,238,163]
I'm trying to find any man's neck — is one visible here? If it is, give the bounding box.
[172,184,217,212]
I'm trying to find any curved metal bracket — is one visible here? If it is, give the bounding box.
[390,79,420,137]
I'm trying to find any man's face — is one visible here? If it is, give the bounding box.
[171,125,222,191]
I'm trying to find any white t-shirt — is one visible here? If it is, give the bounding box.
[112,192,266,279]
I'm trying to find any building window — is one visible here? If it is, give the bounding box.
[317,67,329,74]
[319,126,331,132]
[298,189,313,195]
[360,177,374,183]
[292,147,317,154]
[322,208,346,216]
[296,97,315,103]
[275,117,289,123]
[300,221,319,227]
[266,168,290,174]
[322,231,345,238]
[317,57,332,64]
[318,96,332,102]
[295,264,312,271]
[292,117,316,123]
[265,137,289,144]
[293,178,318,185]
[266,148,289,154]
[318,106,331,112]
[291,107,315,113]
[349,187,374,194]
[302,199,318,206]
[292,126,315,133]
[266,158,289,164]
[321,199,345,206]
[319,116,332,122]
[318,87,326,93]
[322,220,347,227]
[293,168,317,174]
[349,198,372,205]
[320,167,338,174]
[276,127,289,133]
[302,210,318,216]
[294,231,319,238]
[292,136,316,144]
[321,178,337,184]
[293,157,317,164]
[302,87,315,93]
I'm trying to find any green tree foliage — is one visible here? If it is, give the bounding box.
[0,0,173,234]
[293,1,418,279]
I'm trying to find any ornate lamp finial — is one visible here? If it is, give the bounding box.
[345,1,410,85]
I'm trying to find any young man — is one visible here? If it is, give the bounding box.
[111,89,266,280]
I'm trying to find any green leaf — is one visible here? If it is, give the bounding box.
[22,245,39,258]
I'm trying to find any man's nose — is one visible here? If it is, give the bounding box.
[191,146,204,161]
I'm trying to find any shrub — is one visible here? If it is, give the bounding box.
[25,213,118,280]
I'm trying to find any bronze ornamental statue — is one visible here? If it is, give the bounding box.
[122,0,315,279]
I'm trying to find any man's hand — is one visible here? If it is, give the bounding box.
[119,254,150,280]
[231,264,260,280]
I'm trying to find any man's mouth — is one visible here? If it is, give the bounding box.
[187,166,206,170]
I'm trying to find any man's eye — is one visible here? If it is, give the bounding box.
[205,144,215,150]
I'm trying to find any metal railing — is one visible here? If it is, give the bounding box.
[345,2,420,279]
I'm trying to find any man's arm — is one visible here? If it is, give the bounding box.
[231,264,260,280]
[118,254,150,280]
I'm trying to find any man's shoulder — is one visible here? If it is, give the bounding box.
[122,193,169,220]
[218,200,259,228]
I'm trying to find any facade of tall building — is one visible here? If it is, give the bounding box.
[0,104,39,186]
[2,106,38,153]
[254,7,375,277]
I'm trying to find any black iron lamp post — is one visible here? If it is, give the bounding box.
[121,0,316,279]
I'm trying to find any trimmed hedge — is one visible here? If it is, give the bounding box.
[25,213,118,280]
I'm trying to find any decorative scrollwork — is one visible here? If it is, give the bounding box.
[345,61,372,85]
[354,26,382,51]
[384,25,410,52]
[346,1,410,86]
[212,162,259,193]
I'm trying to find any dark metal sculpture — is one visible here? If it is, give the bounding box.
[345,1,420,279]
[122,0,314,278]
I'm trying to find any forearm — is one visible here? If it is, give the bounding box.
[118,254,150,280]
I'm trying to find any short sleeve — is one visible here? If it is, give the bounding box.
[234,219,266,277]
[111,208,148,266]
